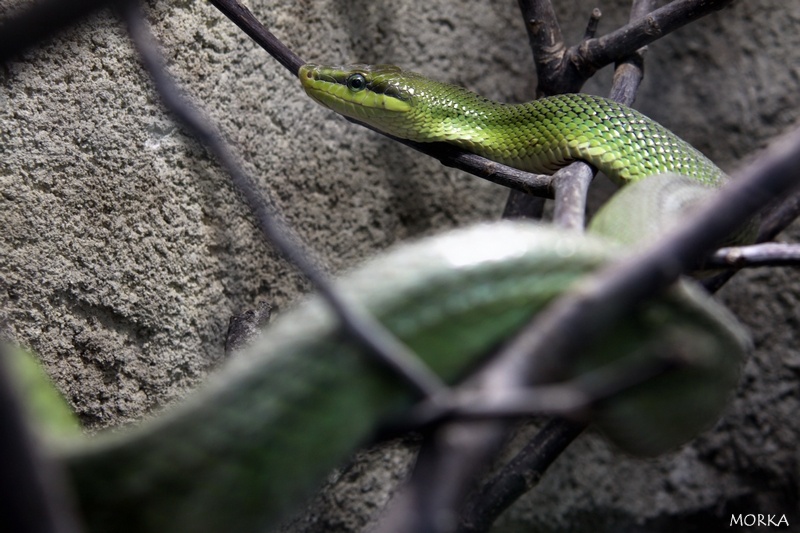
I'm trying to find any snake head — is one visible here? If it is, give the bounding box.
[300,63,414,122]
[299,63,479,142]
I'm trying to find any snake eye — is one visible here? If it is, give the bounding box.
[346,73,367,92]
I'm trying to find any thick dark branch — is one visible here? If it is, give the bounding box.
[525,0,734,95]
[462,422,584,532]
[517,0,566,99]
[607,0,655,106]
[574,0,734,79]
[518,0,653,229]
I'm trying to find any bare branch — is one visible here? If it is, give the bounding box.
[551,164,594,229]
[207,0,303,75]
[458,420,584,533]
[524,0,735,95]
[372,132,557,198]
[582,8,603,41]
[608,0,653,105]
[706,243,800,269]
[574,0,734,80]
[516,0,566,98]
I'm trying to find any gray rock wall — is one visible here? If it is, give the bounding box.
[1,0,798,531]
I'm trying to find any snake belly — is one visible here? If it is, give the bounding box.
[35,65,750,533]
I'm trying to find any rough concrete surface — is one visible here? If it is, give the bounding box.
[1,0,799,532]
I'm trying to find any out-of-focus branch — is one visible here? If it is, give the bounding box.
[456,109,800,533]
[396,350,681,428]
[0,0,125,64]
[121,1,447,399]
[759,191,800,242]
[459,419,584,533]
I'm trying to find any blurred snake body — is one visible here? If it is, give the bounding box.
[18,64,749,533]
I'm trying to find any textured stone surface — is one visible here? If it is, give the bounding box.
[1,0,799,531]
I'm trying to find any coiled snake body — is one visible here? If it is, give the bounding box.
[19,64,749,533]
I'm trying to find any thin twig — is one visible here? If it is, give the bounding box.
[120,0,446,399]
[397,353,681,428]
[207,0,303,75]
[583,8,603,41]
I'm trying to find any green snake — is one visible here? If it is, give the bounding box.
[12,64,750,533]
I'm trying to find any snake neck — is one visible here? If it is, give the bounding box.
[300,64,727,186]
